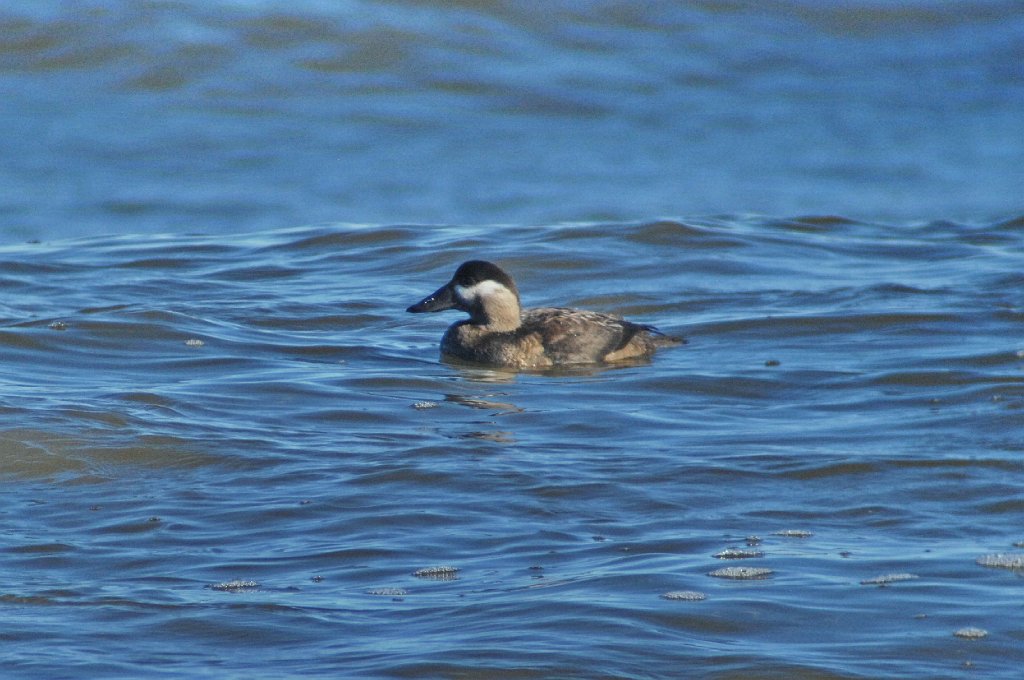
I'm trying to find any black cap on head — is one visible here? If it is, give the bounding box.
[452,261,517,293]
[407,260,519,314]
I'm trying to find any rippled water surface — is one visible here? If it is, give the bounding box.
[2,218,1023,678]
[3,0,1024,678]
[2,0,1023,238]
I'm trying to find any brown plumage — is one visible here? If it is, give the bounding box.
[407,260,682,368]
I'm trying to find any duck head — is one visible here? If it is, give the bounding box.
[407,260,522,329]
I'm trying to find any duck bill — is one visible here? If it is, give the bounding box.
[407,283,457,313]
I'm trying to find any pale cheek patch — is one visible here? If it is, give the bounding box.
[455,280,509,304]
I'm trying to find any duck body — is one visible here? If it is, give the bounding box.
[407,260,680,369]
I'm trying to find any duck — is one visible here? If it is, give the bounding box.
[407,260,682,368]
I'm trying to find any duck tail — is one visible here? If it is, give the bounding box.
[642,324,687,346]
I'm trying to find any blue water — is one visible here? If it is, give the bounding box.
[1,1,1022,239]
[3,219,1023,678]
[2,2,1024,678]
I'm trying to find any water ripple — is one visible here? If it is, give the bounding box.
[2,218,1024,677]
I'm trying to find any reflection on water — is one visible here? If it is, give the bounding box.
[443,354,665,380]
[2,3,1022,676]
[2,218,1023,676]
[445,394,524,414]
[443,361,523,384]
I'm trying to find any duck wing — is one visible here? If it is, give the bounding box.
[523,307,654,363]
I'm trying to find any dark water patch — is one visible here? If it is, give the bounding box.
[870,370,1024,389]
[112,391,180,409]
[73,238,240,261]
[0,430,92,479]
[956,229,1023,248]
[95,515,166,536]
[78,303,135,315]
[993,214,1024,230]
[113,256,200,270]
[775,461,880,481]
[787,311,965,335]
[247,312,384,332]
[622,219,750,248]
[269,226,420,252]
[0,593,66,607]
[986,271,1024,290]
[6,542,77,555]
[868,456,1023,475]
[205,263,305,282]
[349,466,460,489]
[976,498,1024,515]
[0,258,69,275]
[690,311,965,341]
[0,328,52,350]
[81,437,223,472]
[945,350,1024,371]
[783,215,863,231]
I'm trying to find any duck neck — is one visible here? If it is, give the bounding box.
[475,294,521,332]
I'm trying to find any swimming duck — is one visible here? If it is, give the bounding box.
[407,260,681,368]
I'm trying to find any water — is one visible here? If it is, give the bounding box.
[2,218,1023,678]
[1,1,1023,239]
[2,1,1024,678]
